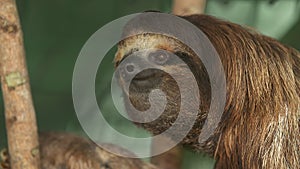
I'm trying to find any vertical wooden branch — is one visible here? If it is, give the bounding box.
[0,0,40,169]
[172,0,206,15]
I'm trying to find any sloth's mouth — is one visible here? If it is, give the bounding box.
[133,69,161,80]
[130,69,163,90]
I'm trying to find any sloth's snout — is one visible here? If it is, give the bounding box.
[117,57,163,89]
[119,59,143,82]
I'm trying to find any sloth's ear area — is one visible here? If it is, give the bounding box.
[143,10,162,13]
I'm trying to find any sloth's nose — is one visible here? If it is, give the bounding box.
[119,61,142,82]
[121,62,141,81]
[117,56,164,90]
[121,61,159,85]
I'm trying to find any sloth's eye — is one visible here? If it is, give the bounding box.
[148,50,169,65]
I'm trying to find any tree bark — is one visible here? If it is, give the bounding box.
[172,0,206,15]
[0,0,41,168]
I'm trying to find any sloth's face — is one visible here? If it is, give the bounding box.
[114,33,213,152]
[116,34,180,98]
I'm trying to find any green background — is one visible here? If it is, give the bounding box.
[0,0,299,168]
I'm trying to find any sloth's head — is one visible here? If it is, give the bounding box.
[114,33,212,151]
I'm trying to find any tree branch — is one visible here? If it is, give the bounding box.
[0,0,41,168]
[172,0,206,15]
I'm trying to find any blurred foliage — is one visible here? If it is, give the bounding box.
[0,0,299,169]
[282,18,300,50]
[207,0,300,38]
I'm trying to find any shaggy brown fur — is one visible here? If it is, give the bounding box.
[115,14,300,169]
[1,132,158,169]
[39,132,158,169]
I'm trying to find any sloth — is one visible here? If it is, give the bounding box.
[114,13,300,169]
